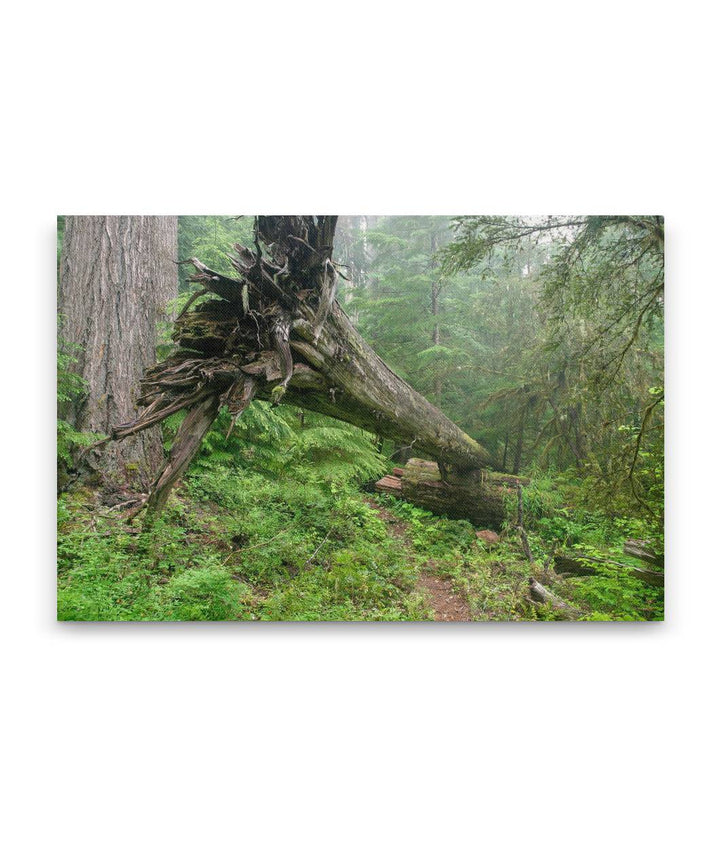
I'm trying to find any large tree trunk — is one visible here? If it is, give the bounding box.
[106,216,498,521]
[59,215,178,488]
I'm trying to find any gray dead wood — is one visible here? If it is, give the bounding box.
[623,539,664,569]
[528,577,582,619]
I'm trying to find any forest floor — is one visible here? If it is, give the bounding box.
[57,459,663,622]
[363,497,471,621]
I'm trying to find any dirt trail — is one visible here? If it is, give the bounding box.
[363,497,472,622]
[416,570,471,620]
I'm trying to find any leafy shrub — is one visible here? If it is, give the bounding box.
[155,561,249,621]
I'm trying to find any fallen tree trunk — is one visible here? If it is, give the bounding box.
[554,554,664,588]
[375,458,521,529]
[105,216,500,522]
[286,306,494,472]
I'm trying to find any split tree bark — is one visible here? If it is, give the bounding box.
[106,216,498,523]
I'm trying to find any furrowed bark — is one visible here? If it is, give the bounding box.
[59,215,178,488]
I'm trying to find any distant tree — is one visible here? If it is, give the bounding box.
[58,216,178,488]
[442,215,664,514]
[442,215,664,381]
[177,216,255,288]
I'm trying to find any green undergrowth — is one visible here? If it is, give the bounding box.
[372,494,541,620]
[57,463,427,621]
[372,475,663,621]
[509,474,663,621]
[57,456,662,622]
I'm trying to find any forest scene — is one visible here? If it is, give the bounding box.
[57,214,664,622]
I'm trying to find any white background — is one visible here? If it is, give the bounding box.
[2,1,718,854]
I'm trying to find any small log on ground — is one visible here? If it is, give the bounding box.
[624,539,664,569]
[554,554,664,588]
[528,577,582,619]
[375,458,520,529]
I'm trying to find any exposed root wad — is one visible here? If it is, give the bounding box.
[106,215,499,526]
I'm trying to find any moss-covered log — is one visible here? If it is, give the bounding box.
[554,554,664,588]
[374,459,524,529]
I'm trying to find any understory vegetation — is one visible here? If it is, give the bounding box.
[58,404,662,621]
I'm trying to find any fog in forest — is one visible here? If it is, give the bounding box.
[57,214,664,622]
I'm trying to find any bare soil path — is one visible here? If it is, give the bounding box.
[416,570,471,621]
[363,496,472,622]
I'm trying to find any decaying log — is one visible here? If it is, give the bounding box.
[623,539,664,569]
[374,458,520,529]
[554,554,664,588]
[528,577,582,619]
